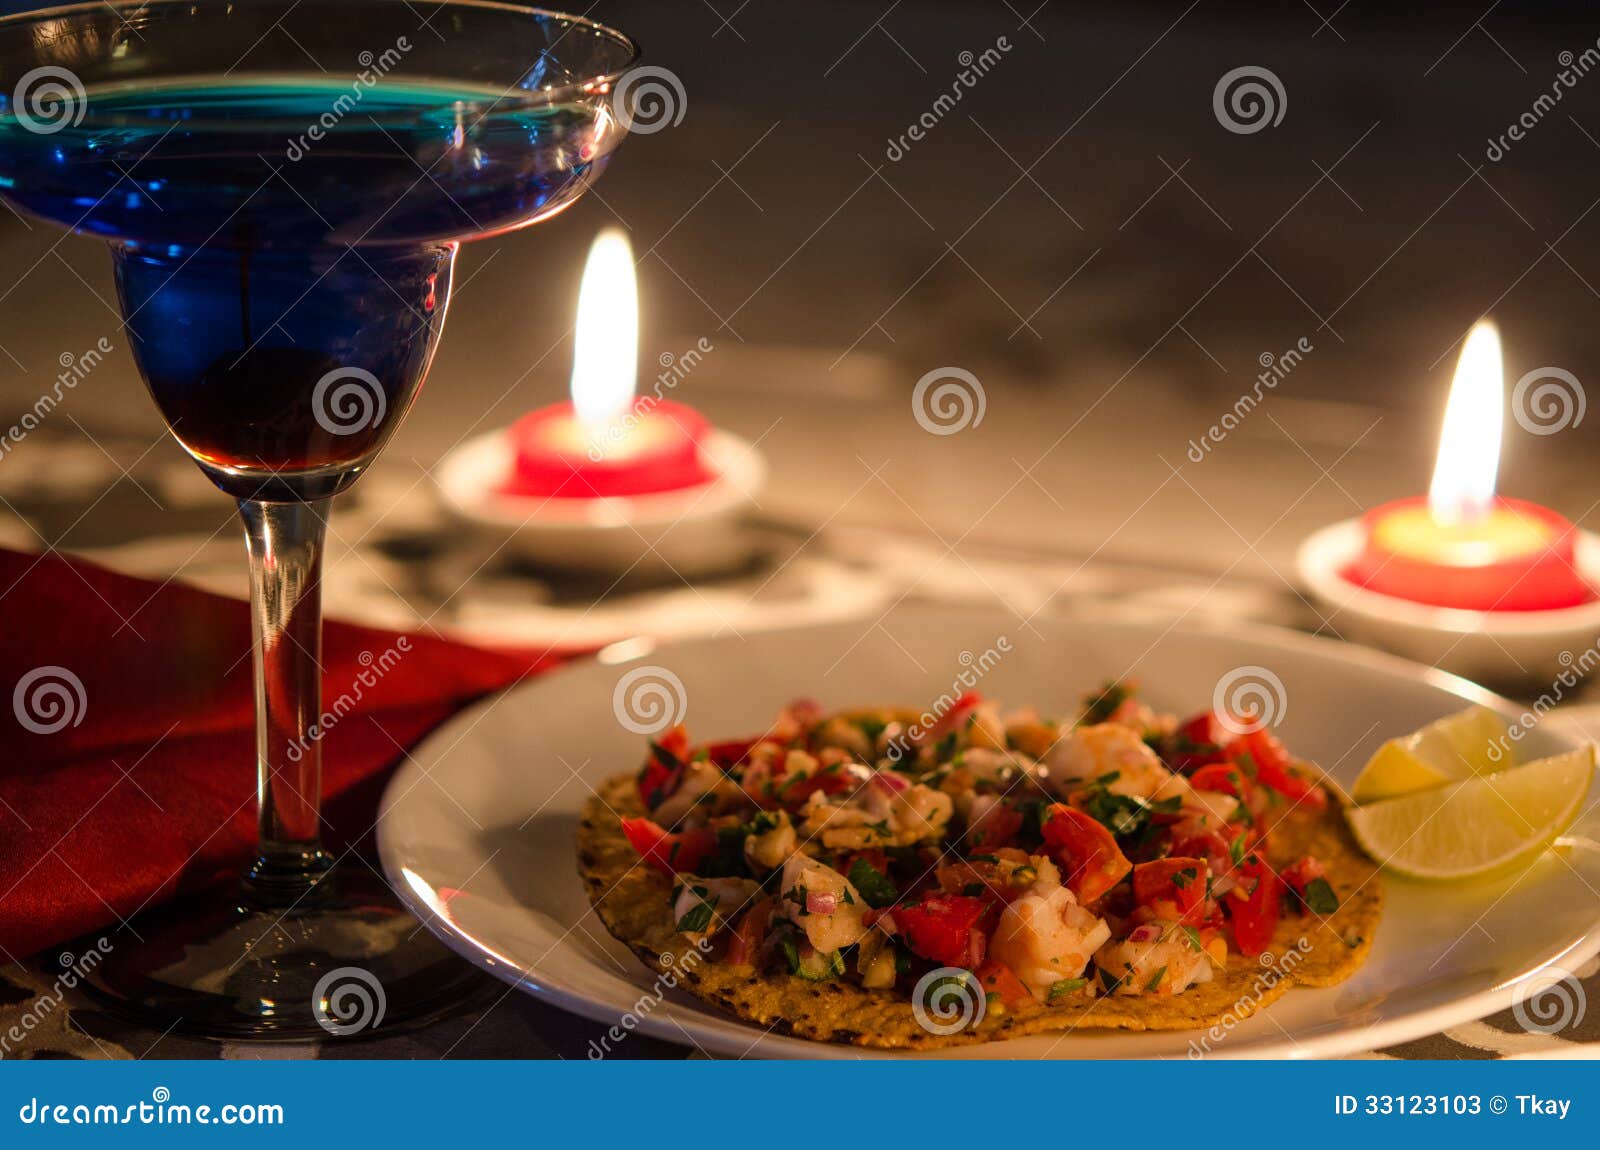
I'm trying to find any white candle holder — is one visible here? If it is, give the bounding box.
[436,427,766,578]
[1297,517,1600,688]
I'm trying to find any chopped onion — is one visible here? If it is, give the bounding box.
[806,891,838,916]
[870,770,910,795]
[1128,924,1162,943]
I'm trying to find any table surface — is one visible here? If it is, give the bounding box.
[2,0,1600,1058]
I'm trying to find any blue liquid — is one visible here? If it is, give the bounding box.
[0,77,612,496]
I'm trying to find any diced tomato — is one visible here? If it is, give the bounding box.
[619,817,715,876]
[656,724,690,760]
[966,803,1024,851]
[1190,762,1252,799]
[975,959,1031,1009]
[926,691,984,741]
[1229,729,1327,810]
[1226,853,1282,956]
[635,738,686,810]
[704,737,764,769]
[725,896,773,966]
[1281,856,1326,898]
[1166,711,1231,773]
[1132,857,1209,924]
[1041,804,1132,903]
[892,893,991,968]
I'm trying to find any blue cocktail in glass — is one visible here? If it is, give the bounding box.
[0,0,638,1037]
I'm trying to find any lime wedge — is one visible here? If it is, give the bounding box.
[1346,745,1595,880]
[1351,706,1511,803]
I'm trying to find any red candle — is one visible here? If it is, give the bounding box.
[504,399,713,498]
[498,228,716,501]
[1342,495,1593,610]
[1340,321,1596,612]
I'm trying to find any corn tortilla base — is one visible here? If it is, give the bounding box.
[577,773,1383,1050]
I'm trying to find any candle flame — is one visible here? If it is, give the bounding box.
[1427,320,1503,527]
[570,228,638,430]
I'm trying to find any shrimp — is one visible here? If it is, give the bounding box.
[670,876,763,939]
[987,882,1111,999]
[652,759,726,826]
[1047,722,1171,796]
[776,854,867,953]
[797,774,952,849]
[1093,921,1215,996]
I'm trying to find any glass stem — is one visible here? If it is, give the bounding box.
[239,497,334,903]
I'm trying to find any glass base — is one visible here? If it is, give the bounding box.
[80,864,490,1041]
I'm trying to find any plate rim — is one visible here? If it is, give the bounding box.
[377,604,1600,1059]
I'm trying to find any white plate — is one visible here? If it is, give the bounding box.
[377,606,1600,1059]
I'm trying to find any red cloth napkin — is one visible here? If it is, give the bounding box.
[0,546,568,961]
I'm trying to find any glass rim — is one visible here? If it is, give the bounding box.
[0,0,643,108]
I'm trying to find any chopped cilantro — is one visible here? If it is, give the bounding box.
[675,897,717,933]
[1181,925,1204,952]
[1302,876,1340,915]
[1082,681,1131,725]
[1228,832,1249,866]
[1145,965,1168,992]
[845,859,899,909]
[1170,866,1198,890]
[1047,978,1087,1003]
